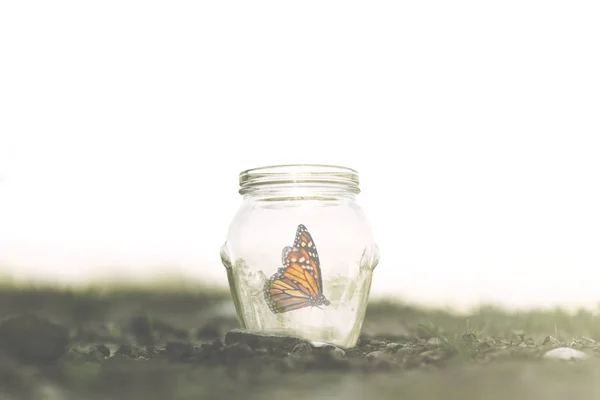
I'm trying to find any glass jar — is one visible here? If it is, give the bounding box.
[220,164,380,348]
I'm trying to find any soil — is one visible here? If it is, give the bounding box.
[1,284,600,400]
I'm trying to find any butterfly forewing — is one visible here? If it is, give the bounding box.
[280,248,320,296]
[293,224,323,292]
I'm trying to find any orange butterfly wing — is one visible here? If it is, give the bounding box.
[292,224,323,294]
[264,276,311,313]
[263,224,328,314]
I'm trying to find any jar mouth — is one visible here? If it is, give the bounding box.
[239,164,360,195]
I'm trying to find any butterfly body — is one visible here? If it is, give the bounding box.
[264,224,330,314]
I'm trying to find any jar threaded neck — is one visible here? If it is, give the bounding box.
[238,164,360,196]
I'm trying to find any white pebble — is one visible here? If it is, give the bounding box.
[543,347,588,361]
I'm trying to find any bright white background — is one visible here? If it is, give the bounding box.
[1,1,599,311]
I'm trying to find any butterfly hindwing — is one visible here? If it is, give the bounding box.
[264,275,311,313]
[280,247,319,296]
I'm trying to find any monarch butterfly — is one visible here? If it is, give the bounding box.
[263,224,331,313]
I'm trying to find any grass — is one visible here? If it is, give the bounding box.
[3,274,600,344]
[2,275,600,399]
[365,298,600,342]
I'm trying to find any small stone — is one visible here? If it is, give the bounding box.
[356,335,372,348]
[142,346,163,359]
[290,343,349,370]
[369,339,388,348]
[493,337,511,346]
[290,342,314,358]
[104,343,120,357]
[427,337,444,348]
[193,340,224,363]
[365,350,395,371]
[366,350,388,361]
[395,346,420,359]
[321,344,346,358]
[511,330,525,344]
[543,347,588,361]
[66,344,110,362]
[114,344,134,357]
[95,344,110,358]
[542,336,563,347]
[202,338,224,351]
[384,343,403,353]
[477,340,497,354]
[570,337,597,349]
[0,314,69,363]
[419,349,447,363]
[224,329,305,354]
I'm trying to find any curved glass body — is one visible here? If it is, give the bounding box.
[220,164,380,348]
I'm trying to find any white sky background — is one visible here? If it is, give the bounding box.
[1,1,599,312]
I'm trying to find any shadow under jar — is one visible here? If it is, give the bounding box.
[220,164,380,348]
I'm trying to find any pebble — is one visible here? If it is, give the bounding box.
[66,344,110,362]
[114,344,135,357]
[427,337,444,348]
[321,344,346,359]
[420,349,448,363]
[290,342,314,358]
[366,350,389,361]
[224,329,307,354]
[542,347,589,361]
[384,343,403,353]
[314,344,349,370]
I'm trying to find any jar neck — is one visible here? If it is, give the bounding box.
[238,164,360,201]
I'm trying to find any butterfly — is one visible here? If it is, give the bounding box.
[263,224,331,314]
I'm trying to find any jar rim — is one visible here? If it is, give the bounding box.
[238,164,360,195]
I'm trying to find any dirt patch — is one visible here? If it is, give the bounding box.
[0,285,599,399]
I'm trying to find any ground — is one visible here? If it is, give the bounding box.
[1,281,600,400]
